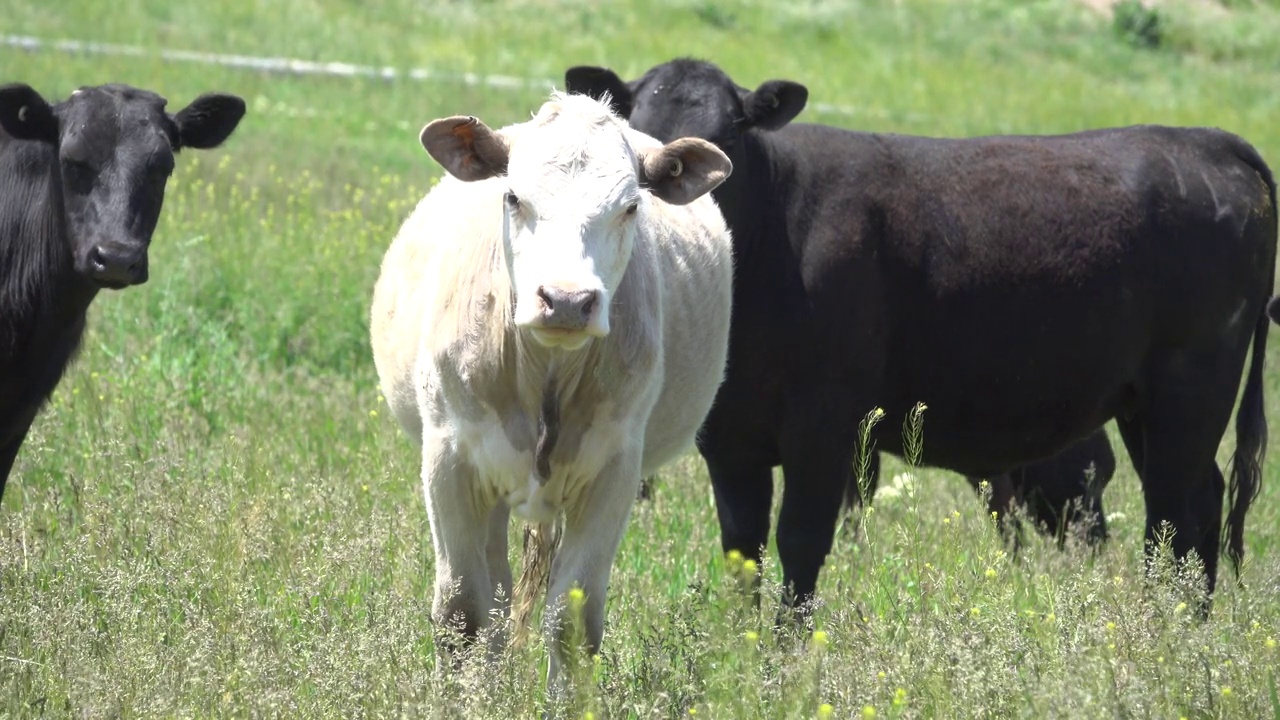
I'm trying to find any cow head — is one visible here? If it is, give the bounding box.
[421,93,731,351]
[0,83,245,289]
[565,59,807,176]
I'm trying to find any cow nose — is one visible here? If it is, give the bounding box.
[535,286,599,330]
[89,245,145,286]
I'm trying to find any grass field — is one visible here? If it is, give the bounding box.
[4,0,1280,717]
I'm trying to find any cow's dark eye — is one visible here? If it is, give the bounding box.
[505,191,520,209]
[625,202,638,216]
[61,160,94,190]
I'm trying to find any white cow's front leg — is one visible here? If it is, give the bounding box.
[543,447,644,689]
[423,436,497,653]
[487,500,514,620]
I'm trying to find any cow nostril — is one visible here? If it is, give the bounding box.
[537,286,554,311]
[90,247,107,269]
[581,292,597,318]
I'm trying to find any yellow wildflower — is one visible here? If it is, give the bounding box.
[811,630,829,649]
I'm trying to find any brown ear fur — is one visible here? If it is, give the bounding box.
[639,137,732,205]
[419,116,510,181]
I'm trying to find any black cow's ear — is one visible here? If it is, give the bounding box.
[742,80,807,131]
[0,83,58,144]
[564,66,634,118]
[173,93,246,149]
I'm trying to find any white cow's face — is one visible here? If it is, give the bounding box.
[420,92,732,351]
[501,121,642,350]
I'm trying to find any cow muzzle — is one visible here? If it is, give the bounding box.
[87,243,148,289]
[520,285,608,349]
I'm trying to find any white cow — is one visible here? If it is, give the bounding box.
[370,91,734,684]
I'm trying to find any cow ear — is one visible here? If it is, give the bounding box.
[420,115,510,181]
[0,83,58,144]
[173,93,246,149]
[565,66,634,118]
[742,80,807,131]
[639,137,733,205]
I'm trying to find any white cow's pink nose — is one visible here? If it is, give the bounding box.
[535,286,599,331]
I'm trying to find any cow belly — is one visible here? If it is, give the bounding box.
[880,366,1130,477]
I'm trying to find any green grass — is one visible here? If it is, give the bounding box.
[4,0,1280,716]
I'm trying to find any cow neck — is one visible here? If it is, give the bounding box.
[510,330,596,419]
[507,330,602,485]
[715,129,795,267]
[0,140,99,358]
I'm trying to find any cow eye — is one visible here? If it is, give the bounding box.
[504,191,520,209]
[61,160,94,189]
[625,202,638,216]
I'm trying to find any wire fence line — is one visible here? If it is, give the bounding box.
[3,33,945,126]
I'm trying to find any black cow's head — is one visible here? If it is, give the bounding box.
[565,58,807,171]
[0,83,245,289]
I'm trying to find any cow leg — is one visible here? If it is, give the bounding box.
[0,414,37,503]
[775,398,857,619]
[422,439,496,654]
[0,437,21,503]
[964,473,1024,546]
[486,500,513,620]
[543,449,643,691]
[700,444,774,571]
[1127,354,1242,601]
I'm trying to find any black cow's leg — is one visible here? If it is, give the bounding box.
[775,397,857,619]
[0,438,20,502]
[962,473,1024,542]
[703,450,774,570]
[0,417,36,503]
[1129,351,1242,601]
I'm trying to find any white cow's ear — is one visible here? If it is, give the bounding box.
[420,115,510,181]
[639,138,733,206]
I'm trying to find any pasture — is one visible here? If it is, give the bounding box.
[2,0,1280,716]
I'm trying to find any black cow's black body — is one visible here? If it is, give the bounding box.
[0,82,244,499]
[568,59,1276,611]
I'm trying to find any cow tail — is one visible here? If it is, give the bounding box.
[511,520,560,647]
[1225,145,1277,577]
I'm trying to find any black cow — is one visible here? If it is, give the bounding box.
[0,83,245,500]
[566,59,1276,612]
